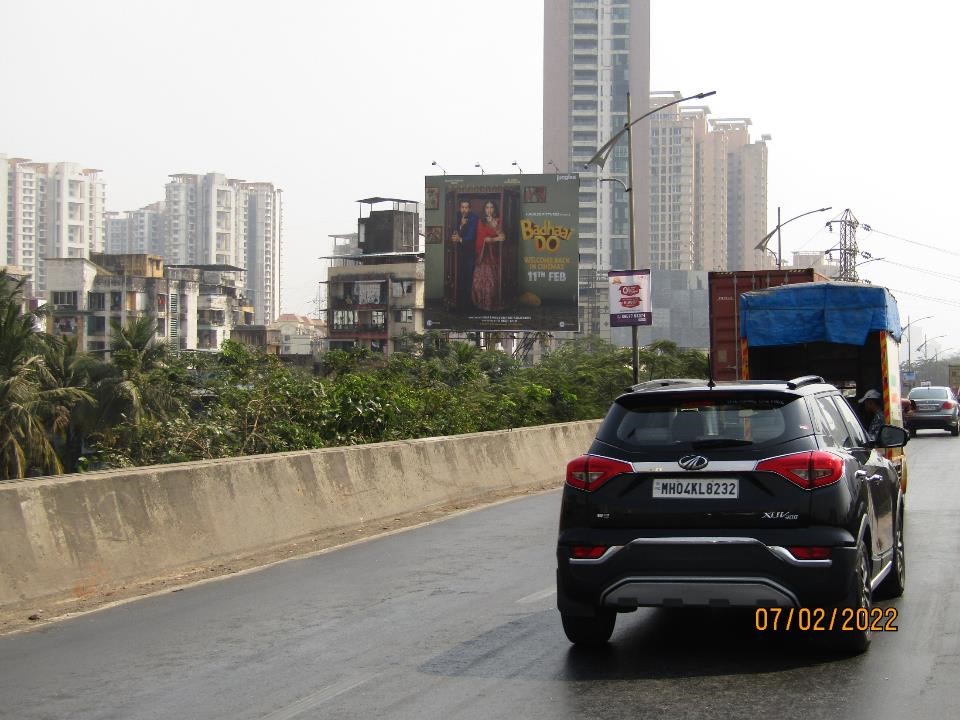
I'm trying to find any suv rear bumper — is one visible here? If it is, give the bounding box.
[557,532,858,615]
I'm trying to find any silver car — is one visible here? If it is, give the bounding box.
[905,386,960,436]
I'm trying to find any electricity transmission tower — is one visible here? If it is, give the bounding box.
[827,209,860,281]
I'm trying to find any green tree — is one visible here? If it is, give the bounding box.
[87,316,183,446]
[0,272,91,478]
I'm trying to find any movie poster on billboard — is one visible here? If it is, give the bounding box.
[422,173,579,332]
[608,269,652,326]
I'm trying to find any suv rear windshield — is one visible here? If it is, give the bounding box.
[598,391,812,451]
[908,387,951,400]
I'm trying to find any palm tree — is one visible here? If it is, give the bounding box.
[41,335,99,472]
[0,271,91,478]
[87,316,183,442]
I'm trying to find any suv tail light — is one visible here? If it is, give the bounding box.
[566,455,633,491]
[785,546,832,560]
[756,450,844,489]
[571,545,609,559]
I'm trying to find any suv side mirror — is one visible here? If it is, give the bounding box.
[875,425,909,448]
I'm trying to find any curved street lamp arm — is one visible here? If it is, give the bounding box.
[586,90,717,169]
[755,206,833,251]
[902,315,934,332]
[599,177,630,193]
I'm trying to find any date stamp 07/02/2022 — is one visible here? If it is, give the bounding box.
[755,607,898,632]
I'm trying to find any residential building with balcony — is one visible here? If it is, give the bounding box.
[544,0,651,341]
[105,202,166,256]
[45,253,169,357]
[162,173,281,325]
[167,264,253,351]
[323,198,424,356]
[269,313,326,356]
[2,154,105,295]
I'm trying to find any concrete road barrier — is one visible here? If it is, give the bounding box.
[0,421,600,613]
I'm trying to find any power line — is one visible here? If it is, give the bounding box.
[865,228,960,257]
[885,286,960,308]
[875,258,960,284]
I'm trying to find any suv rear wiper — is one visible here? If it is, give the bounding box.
[688,438,755,449]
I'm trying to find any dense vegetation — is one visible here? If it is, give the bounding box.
[0,270,707,480]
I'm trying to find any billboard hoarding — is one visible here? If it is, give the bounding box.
[423,173,579,332]
[608,269,652,327]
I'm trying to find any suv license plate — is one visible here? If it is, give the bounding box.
[652,478,739,499]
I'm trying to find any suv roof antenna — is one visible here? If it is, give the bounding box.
[707,352,716,389]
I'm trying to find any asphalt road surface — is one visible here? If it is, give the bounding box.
[1,432,958,720]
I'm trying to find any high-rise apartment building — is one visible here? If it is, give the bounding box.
[647,109,768,274]
[1,154,105,293]
[543,3,770,341]
[105,202,166,256]
[649,92,697,271]
[161,173,281,324]
[712,119,768,270]
[240,182,281,325]
[544,0,651,338]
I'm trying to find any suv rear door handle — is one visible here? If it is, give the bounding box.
[855,470,883,482]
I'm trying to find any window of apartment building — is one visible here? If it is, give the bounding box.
[87,292,105,311]
[156,318,166,337]
[333,310,357,329]
[86,316,106,335]
[88,341,106,353]
[372,311,386,328]
[395,308,413,323]
[110,292,122,311]
[573,8,597,20]
[52,291,77,307]
[612,22,629,35]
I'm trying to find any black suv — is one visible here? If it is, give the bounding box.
[556,376,908,653]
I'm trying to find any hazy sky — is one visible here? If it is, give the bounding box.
[2,0,957,361]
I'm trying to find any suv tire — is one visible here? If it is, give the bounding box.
[832,538,873,655]
[875,507,905,600]
[561,610,616,646]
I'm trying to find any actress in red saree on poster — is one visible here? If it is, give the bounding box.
[471,200,506,311]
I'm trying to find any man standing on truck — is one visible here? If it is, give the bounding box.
[859,389,884,440]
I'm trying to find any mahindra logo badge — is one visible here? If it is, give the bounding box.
[678,455,709,471]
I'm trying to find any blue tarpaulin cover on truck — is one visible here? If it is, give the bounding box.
[739,281,902,346]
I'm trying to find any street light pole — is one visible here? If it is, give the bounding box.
[902,314,934,368]
[755,206,833,268]
[586,89,716,385]
[918,334,946,362]
[626,94,639,385]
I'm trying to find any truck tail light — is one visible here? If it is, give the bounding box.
[756,451,844,489]
[566,455,633,491]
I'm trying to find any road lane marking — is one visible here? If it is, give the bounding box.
[517,587,557,604]
[260,674,375,720]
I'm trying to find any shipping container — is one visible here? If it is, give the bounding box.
[708,268,829,381]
